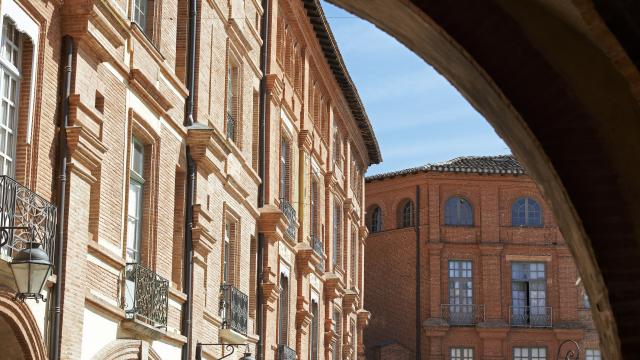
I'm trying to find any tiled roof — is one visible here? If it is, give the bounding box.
[302,0,382,165]
[365,155,526,182]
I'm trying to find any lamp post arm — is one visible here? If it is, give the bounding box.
[195,343,249,360]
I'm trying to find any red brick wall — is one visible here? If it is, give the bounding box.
[364,171,599,359]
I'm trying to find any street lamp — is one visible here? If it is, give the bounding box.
[9,242,52,302]
[196,343,254,360]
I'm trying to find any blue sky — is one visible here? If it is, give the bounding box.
[321,1,510,175]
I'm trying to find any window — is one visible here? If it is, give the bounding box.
[350,227,357,287]
[133,0,155,38]
[400,200,414,228]
[127,137,145,263]
[370,206,382,233]
[332,310,342,360]
[511,263,548,326]
[450,348,473,360]
[279,136,291,202]
[310,299,319,360]
[513,347,546,360]
[586,349,601,360]
[448,260,473,325]
[350,320,357,355]
[444,196,473,226]
[333,201,342,270]
[310,179,319,238]
[512,197,542,227]
[222,221,238,285]
[226,63,239,142]
[0,19,21,177]
[278,272,289,346]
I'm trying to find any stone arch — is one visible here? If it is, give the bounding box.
[91,339,162,360]
[0,286,47,360]
[328,0,640,357]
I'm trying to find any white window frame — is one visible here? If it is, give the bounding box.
[126,137,145,263]
[0,1,37,145]
[450,347,473,360]
[513,347,547,360]
[585,349,601,360]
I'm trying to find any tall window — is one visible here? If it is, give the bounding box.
[279,137,290,202]
[278,272,289,346]
[310,299,319,360]
[451,348,474,360]
[586,349,601,360]
[332,310,342,360]
[0,19,21,177]
[448,260,473,325]
[511,263,547,326]
[226,64,238,142]
[133,0,155,37]
[350,320,356,355]
[444,196,473,226]
[512,197,542,227]
[370,206,382,233]
[310,179,319,237]
[350,227,357,287]
[127,137,145,263]
[400,200,414,228]
[222,221,237,285]
[333,201,342,270]
[513,347,546,360]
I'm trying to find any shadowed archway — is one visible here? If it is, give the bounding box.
[326,0,640,358]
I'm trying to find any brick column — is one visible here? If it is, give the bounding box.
[480,244,504,322]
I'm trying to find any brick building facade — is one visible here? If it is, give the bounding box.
[0,0,379,359]
[363,156,599,360]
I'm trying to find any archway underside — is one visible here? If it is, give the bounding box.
[328,0,640,358]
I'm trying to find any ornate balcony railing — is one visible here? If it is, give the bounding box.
[124,263,169,328]
[441,304,485,326]
[219,284,248,335]
[277,344,296,360]
[509,305,552,328]
[279,198,296,240]
[0,175,56,258]
[311,234,323,257]
[226,113,235,140]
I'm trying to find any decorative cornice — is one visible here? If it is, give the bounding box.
[186,125,230,176]
[323,272,345,301]
[299,130,314,152]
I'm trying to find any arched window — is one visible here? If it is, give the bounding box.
[444,196,474,226]
[512,197,542,227]
[370,206,382,233]
[400,200,414,228]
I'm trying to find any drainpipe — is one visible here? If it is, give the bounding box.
[415,185,421,360]
[49,35,73,360]
[181,0,198,356]
[256,0,270,358]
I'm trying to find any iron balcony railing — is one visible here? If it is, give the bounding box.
[279,198,296,240]
[219,284,248,335]
[0,175,56,258]
[311,234,323,257]
[226,113,235,140]
[277,344,296,360]
[124,263,169,328]
[509,305,552,328]
[441,304,485,326]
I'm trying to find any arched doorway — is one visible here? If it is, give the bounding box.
[327,0,640,358]
[0,287,47,359]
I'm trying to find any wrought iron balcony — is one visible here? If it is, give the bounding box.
[0,175,56,258]
[509,305,552,328]
[226,113,235,140]
[277,344,296,360]
[311,234,323,257]
[279,198,296,240]
[124,263,169,328]
[219,284,248,335]
[441,304,485,326]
